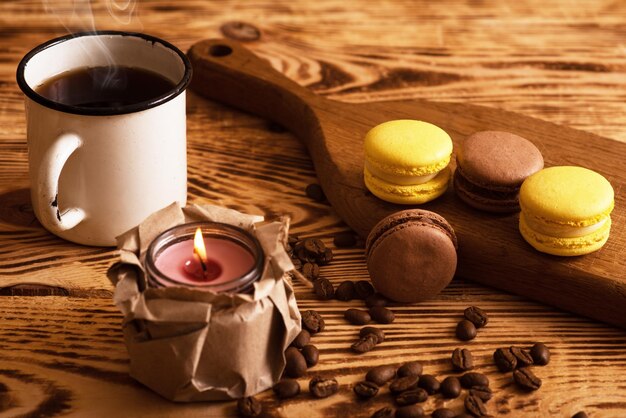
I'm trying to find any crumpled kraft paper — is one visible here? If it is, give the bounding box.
[107,202,302,401]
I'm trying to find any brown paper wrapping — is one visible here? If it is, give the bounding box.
[107,202,302,401]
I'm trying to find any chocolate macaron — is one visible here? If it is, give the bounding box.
[454,131,544,213]
[366,210,457,303]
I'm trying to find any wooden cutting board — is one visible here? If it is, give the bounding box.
[188,39,626,330]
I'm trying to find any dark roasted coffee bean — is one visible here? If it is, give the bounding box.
[288,235,300,246]
[291,257,302,270]
[304,238,326,255]
[353,380,379,399]
[530,342,551,366]
[220,21,261,42]
[464,306,488,328]
[237,396,262,417]
[301,344,319,367]
[301,310,325,334]
[469,386,493,402]
[334,232,357,248]
[273,379,300,399]
[345,308,371,325]
[366,364,396,386]
[302,262,320,280]
[335,280,356,301]
[395,388,428,406]
[290,329,311,349]
[313,278,335,300]
[296,246,316,263]
[513,368,541,391]
[397,361,423,377]
[318,248,334,265]
[395,405,424,418]
[460,372,489,389]
[440,376,462,399]
[284,346,307,378]
[360,326,385,344]
[465,394,488,416]
[510,346,534,368]
[355,280,375,299]
[390,375,419,394]
[417,374,440,395]
[309,376,339,398]
[456,320,477,341]
[372,407,394,418]
[572,412,588,418]
[432,408,455,418]
[305,183,325,202]
[451,348,474,371]
[351,334,378,354]
[365,292,389,308]
[370,306,395,324]
[493,347,517,372]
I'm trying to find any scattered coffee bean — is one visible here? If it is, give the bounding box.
[465,394,488,416]
[290,329,311,349]
[370,306,395,324]
[302,262,320,280]
[291,257,302,270]
[464,306,488,328]
[417,374,440,395]
[469,386,493,402]
[284,346,307,378]
[456,320,477,341]
[334,232,357,248]
[360,326,385,344]
[352,334,378,354]
[301,310,325,334]
[390,375,419,394]
[301,344,319,367]
[309,376,339,398]
[288,235,300,245]
[440,376,462,399]
[313,278,334,300]
[305,183,325,202]
[493,347,517,372]
[304,238,326,256]
[319,248,334,265]
[335,281,356,301]
[365,292,389,308]
[237,396,262,417]
[530,342,550,366]
[366,364,396,386]
[432,408,455,418]
[372,407,394,418]
[513,368,541,391]
[395,405,424,418]
[460,372,490,389]
[355,280,375,299]
[395,388,428,406]
[353,380,379,399]
[345,308,371,325]
[273,379,300,399]
[220,21,261,42]
[397,361,423,377]
[510,346,534,368]
[296,243,315,263]
[572,412,588,418]
[451,348,474,371]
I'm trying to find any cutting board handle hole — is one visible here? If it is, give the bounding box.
[209,44,233,57]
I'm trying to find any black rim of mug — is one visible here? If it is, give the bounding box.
[16,30,193,116]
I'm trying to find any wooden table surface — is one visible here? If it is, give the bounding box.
[1,1,626,417]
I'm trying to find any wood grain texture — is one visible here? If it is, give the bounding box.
[1,0,626,417]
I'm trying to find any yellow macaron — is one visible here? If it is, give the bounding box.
[519,166,614,256]
[364,120,453,204]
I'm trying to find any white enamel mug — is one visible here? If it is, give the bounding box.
[17,31,191,246]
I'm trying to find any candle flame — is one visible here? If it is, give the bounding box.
[193,227,207,264]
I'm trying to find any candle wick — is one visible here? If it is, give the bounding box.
[194,248,207,273]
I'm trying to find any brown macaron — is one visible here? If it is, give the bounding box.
[454,131,544,213]
[365,210,457,303]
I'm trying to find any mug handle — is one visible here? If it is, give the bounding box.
[38,132,86,232]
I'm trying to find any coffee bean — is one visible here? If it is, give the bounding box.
[464,306,488,328]
[465,394,488,416]
[304,238,326,256]
[313,278,335,300]
[318,248,334,265]
[395,388,428,406]
[305,184,325,202]
[513,368,541,391]
[353,380,379,399]
[440,376,462,398]
[370,306,395,324]
[530,342,550,366]
[417,374,440,395]
[469,386,492,402]
[365,292,389,308]
[296,246,316,263]
[395,405,424,418]
[372,407,394,418]
[510,346,534,368]
[390,375,419,394]
[290,329,311,349]
[302,344,319,367]
[237,396,262,417]
[397,361,423,377]
[309,376,339,398]
[288,235,300,246]
[301,310,325,334]
[460,372,489,389]
[334,232,357,248]
[572,412,588,418]
[451,348,474,371]
[355,280,375,299]
[335,281,356,301]
[291,257,302,270]
[360,326,386,344]
[284,346,307,378]
[366,364,396,386]
[302,262,320,280]
[493,347,517,372]
[220,21,261,42]
[273,379,300,399]
[432,408,455,418]
[351,334,378,354]
[456,320,477,341]
[345,308,371,325]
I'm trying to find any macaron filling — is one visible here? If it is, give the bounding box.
[365,161,439,186]
[521,213,609,239]
[454,166,519,200]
